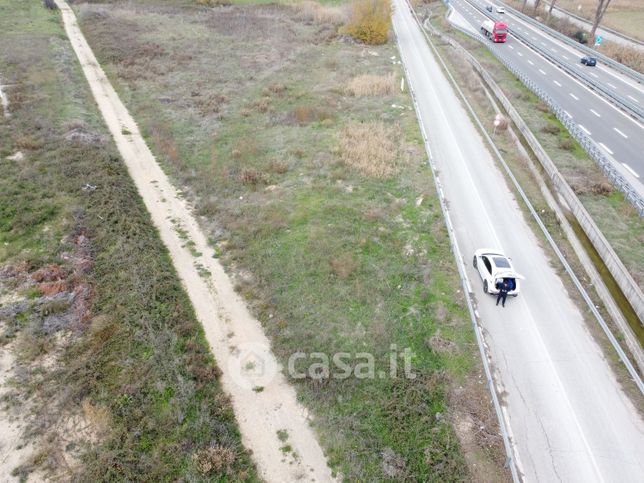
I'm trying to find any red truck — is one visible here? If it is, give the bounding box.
[480,20,508,43]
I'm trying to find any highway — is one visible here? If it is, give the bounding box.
[392,0,644,480]
[448,0,644,196]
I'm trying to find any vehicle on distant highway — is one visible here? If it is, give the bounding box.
[580,56,597,66]
[486,5,493,12]
[496,6,506,14]
[480,20,508,43]
[473,248,524,296]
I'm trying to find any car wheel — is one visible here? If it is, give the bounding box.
[512,294,518,297]
[483,280,488,293]
[473,255,477,268]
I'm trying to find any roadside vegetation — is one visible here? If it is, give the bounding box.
[0,1,255,480]
[75,0,509,479]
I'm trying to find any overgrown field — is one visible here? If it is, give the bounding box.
[0,0,255,480]
[75,0,508,480]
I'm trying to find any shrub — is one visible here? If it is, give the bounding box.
[43,0,57,10]
[343,0,391,45]
[541,123,559,135]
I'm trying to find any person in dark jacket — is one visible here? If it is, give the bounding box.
[496,278,509,307]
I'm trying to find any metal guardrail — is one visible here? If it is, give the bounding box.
[465,0,644,121]
[497,1,644,84]
[452,2,644,214]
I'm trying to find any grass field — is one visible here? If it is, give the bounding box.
[72,0,509,479]
[0,1,256,480]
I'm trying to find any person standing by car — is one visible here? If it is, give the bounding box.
[496,278,509,307]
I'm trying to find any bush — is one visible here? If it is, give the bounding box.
[43,0,57,10]
[343,0,391,45]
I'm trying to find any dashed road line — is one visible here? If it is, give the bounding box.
[628,95,639,103]
[570,93,579,100]
[579,124,591,135]
[599,142,613,155]
[590,109,601,117]
[518,52,523,57]
[539,69,546,75]
[562,55,569,60]
[509,45,514,49]
[613,127,628,138]
[607,82,617,89]
[527,59,534,65]
[554,80,562,87]
[622,163,640,178]
[563,110,572,118]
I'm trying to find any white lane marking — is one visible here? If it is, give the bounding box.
[554,80,562,87]
[589,72,598,78]
[579,124,591,135]
[622,163,640,178]
[562,55,569,60]
[613,128,628,138]
[509,45,514,50]
[599,142,613,155]
[563,110,572,118]
[607,82,617,89]
[518,52,523,57]
[551,48,557,53]
[541,42,546,46]
[570,93,579,100]
[628,95,639,103]
[590,109,601,117]
[528,60,534,65]
[539,69,546,75]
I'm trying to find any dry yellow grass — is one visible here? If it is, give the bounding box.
[293,1,347,26]
[337,121,401,177]
[346,72,396,96]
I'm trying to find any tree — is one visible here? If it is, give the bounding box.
[589,0,613,42]
[533,0,543,15]
[521,0,528,12]
[546,0,558,23]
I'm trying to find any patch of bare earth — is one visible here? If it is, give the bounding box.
[0,232,96,480]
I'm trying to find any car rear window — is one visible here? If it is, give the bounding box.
[492,257,511,268]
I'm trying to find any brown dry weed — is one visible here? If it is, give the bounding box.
[346,72,396,97]
[337,121,401,177]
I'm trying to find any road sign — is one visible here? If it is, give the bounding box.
[595,35,603,46]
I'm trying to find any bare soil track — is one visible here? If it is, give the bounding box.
[53,0,334,480]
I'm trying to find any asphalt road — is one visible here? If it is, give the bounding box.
[449,0,644,196]
[392,0,644,480]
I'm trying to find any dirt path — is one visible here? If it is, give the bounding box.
[54,1,334,481]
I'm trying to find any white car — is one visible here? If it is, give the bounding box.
[496,6,506,14]
[473,248,524,296]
